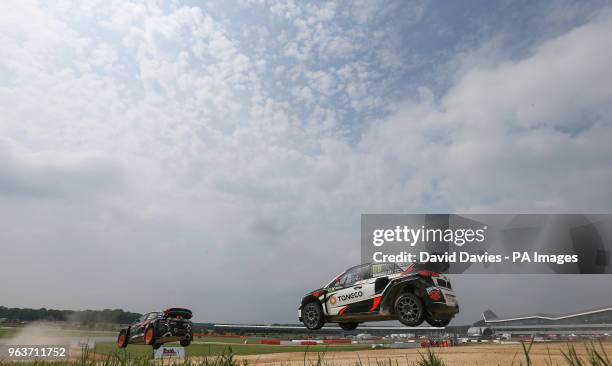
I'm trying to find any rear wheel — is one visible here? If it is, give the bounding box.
[180,339,191,347]
[302,302,325,330]
[144,327,156,346]
[394,292,425,327]
[338,322,358,331]
[116,330,128,348]
[425,317,451,327]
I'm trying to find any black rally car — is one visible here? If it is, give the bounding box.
[299,262,459,331]
[117,308,193,349]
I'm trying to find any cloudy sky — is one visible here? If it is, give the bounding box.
[1,0,612,325]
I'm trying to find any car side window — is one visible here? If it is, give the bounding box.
[137,314,147,323]
[371,263,402,277]
[337,265,370,288]
[147,312,158,320]
[344,270,360,287]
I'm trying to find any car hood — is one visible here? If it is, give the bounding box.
[302,288,325,299]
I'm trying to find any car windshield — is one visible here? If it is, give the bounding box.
[325,272,345,288]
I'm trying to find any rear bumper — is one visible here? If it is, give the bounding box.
[423,286,459,319]
[157,332,192,343]
[157,321,193,340]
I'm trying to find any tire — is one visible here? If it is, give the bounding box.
[117,330,129,348]
[302,302,325,330]
[394,292,425,327]
[144,326,156,346]
[338,322,358,331]
[180,339,191,347]
[425,317,451,327]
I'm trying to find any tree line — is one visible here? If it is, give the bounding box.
[0,306,141,324]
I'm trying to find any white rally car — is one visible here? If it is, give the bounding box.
[299,262,459,330]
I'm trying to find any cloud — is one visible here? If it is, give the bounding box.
[353,10,612,213]
[0,140,125,200]
[0,1,611,325]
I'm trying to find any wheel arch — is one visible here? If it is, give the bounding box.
[301,295,323,308]
[117,328,130,348]
[144,324,156,345]
[379,278,424,314]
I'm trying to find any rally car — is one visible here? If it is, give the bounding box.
[299,262,459,331]
[117,308,193,349]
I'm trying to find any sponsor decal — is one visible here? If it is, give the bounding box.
[337,291,363,302]
[163,349,178,356]
[154,347,185,359]
[369,296,382,312]
[329,295,337,305]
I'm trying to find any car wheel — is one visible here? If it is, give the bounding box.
[394,292,425,327]
[302,302,325,330]
[425,317,451,327]
[144,326,156,346]
[338,322,358,331]
[180,339,191,347]
[117,330,129,348]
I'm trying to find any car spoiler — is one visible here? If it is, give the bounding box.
[163,307,193,319]
[403,257,450,274]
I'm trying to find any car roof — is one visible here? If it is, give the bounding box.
[344,262,401,271]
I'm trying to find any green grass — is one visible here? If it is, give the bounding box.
[193,336,263,344]
[511,339,611,366]
[0,342,611,366]
[415,349,447,366]
[0,347,246,366]
[0,328,18,339]
[0,326,115,339]
[94,342,370,357]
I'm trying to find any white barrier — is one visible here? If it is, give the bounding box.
[153,347,185,359]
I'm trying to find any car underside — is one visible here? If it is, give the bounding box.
[117,308,194,349]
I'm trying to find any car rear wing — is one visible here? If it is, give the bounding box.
[403,259,450,274]
[163,308,193,319]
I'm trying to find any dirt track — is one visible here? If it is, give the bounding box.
[236,342,612,366]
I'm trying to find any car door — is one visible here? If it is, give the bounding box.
[131,313,148,340]
[370,262,403,294]
[325,264,371,316]
[344,263,379,314]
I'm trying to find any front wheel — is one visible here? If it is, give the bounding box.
[339,322,358,331]
[181,339,191,347]
[117,330,128,348]
[180,339,191,347]
[425,317,451,327]
[302,302,325,330]
[394,292,425,327]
